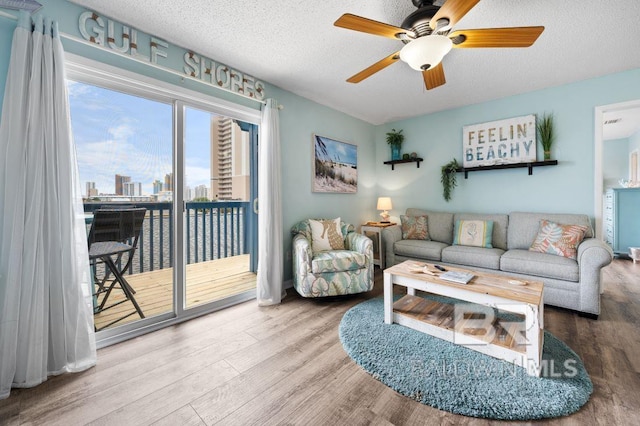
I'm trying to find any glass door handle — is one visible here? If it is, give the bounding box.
[253,198,259,214]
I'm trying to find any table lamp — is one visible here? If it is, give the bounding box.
[377,197,392,223]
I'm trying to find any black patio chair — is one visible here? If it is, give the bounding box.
[88,207,146,330]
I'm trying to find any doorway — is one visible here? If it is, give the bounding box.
[182,105,258,309]
[594,99,640,239]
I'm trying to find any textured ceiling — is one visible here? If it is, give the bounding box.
[69,0,640,125]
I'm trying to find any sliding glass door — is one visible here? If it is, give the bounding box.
[182,106,257,309]
[67,64,260,343]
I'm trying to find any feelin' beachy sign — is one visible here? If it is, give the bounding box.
[463,114,536,168]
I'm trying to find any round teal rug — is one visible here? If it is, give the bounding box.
[339,297,592,420]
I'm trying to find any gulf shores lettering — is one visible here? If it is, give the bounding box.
[78,11,265,100]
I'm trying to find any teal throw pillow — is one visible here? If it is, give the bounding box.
[453,220,494,248]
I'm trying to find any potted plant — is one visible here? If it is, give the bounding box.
[441,158,459,202]
[537,113,555,160]
[386,128,404,161]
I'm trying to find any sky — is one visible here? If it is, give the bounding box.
[315,135,357,166]
[68,80,214,196]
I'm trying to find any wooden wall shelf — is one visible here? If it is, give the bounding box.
[455,160,558,179]
[383,158,423,170]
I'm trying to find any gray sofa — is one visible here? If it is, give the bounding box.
[382,209,614,317]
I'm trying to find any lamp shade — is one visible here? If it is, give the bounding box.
[399,35,453,71]
[377,197,393,211]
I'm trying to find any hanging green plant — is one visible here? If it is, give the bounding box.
[537,113,555,160]
[441,158,459,202]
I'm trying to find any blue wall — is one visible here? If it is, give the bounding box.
[631,130,640,183]
[631,130,640,154]
[603,138,629,188]
[375,68,640,220]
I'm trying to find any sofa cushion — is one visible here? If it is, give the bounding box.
[453,219,494,248]
[508,212,593,250]
[453,213,509,250]
[442,245,504,270]
[394,239,448,261]
[529,220,588,260]
[400,214,429,240]
[406,209,454,244]
[500,249,579,282]
[312,250,366,274]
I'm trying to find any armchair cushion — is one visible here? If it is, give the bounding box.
[291,219,354,240]
[309,218,345,253]
[312,250,367,274]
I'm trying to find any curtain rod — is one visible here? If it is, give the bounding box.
[0,9,18,20]
[0,8,284,109]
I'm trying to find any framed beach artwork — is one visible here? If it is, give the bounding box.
[312,134,357,193]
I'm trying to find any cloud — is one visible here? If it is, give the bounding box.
[77,138,172,195]
[185,165,211,188]
[108,123,135,140]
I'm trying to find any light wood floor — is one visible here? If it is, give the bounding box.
[1,259,639,425]
[94,255,256,330]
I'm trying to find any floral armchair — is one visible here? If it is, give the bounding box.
[291,219,374,297]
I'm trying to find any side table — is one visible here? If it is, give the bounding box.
[360,222,396,269]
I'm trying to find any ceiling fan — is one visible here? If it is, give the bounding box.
[334,0,544,90]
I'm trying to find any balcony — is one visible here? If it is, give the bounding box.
[85,201,255,330]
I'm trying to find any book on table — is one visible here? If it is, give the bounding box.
[439,270,474,284]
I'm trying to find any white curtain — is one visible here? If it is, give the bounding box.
[0,11,96,400]
[257,99,284,305]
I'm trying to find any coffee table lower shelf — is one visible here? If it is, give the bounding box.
[383,261,544,377]
[393,295,539,367]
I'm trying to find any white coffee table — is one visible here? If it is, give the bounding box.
[384,260,544,377]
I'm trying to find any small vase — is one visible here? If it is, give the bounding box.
[543,150,551,160]
[391,145,401,161]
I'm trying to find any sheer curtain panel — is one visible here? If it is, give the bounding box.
[0,11,96,400]
[256,99,284,305]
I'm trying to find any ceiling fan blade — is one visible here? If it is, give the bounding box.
[347,52,401,83]
[422,63,446,90]
[450,27,545,48]
[335,13,415,40]
[430,0,480,30]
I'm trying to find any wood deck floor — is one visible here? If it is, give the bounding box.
[94,254,256,330]
[1,259,639,425]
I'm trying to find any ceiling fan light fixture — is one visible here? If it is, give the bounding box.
[399,35,452,71]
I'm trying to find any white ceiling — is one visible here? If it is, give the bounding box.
[69,0,640,125]
[603,107,640,141]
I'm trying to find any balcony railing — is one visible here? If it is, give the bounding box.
[84,201,251,275]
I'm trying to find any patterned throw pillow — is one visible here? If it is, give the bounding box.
[453,220,494,248]
[529,220,588,260]
[400,215,429,240]
[309,218,345,253]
